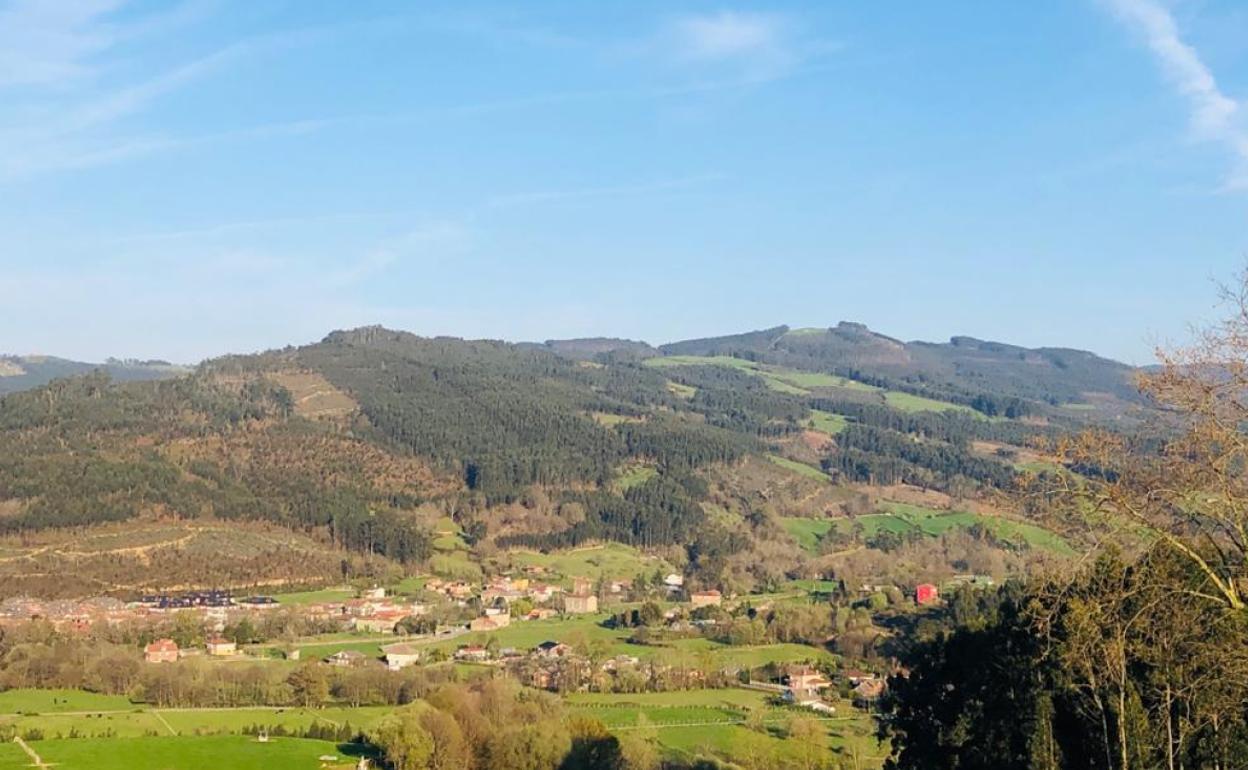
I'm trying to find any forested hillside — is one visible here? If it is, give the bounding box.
[0,323,1136,597]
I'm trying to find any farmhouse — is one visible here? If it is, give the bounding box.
[206,637,237,656]
[563,593,598,614]
[534,640,570,659]
[664,573,684,588]
[690,589,723,608]
[325,650,369,667]
[786,666,832,696]
[144,638,179,663]
[382,642,422,671]
[470,614,511,632]
[454,645,489,662]
[353,610,410,634]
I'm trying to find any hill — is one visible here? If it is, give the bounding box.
[0,355,185,395]
[654,322,1141,416]
[0,322,1135,598]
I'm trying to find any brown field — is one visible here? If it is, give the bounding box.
[266,370,358,420]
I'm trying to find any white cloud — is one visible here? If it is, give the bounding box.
[1106,0,1248,189]
[673,11,786,62]
[656,10,812,78]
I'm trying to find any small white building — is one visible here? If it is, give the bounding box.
[382,643,422,671]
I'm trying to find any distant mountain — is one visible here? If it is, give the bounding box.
[654,322,1140,408]
[534,337,659,361]
[0,355,187,395]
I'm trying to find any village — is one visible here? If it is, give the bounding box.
[0,567,954,719]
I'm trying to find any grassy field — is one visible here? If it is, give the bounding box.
[388,575,428,595]
[614,463,658,491]
[272,587,354,606]
[507,542,670,584]
[0,689,134,714]
[645,355,874,397]
[0,692,884,769]
[808,409,849,435]
[766,454,831,482]
[0,743,29,770]
[643,354,976,423]
[778,518,834,551]
[781,503,1073,555]
[882,391,978,415]
[665,381,697,398]
[27,735,363,770]
[0,703,393,740]
[566,686,883,765]
[428,550,484,580]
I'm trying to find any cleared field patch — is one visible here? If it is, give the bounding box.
[266,370,357,420]
[882,391,978,415]
[614,463,658,492]
[808,409,848,435]
[645,356,809,395]
[766,454,831,482]
[780,518,834,551]
[665,381,697,398]
[590,411,645,426]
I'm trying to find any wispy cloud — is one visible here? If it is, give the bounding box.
[0,0,124,88]
[672,11,789,63]
[654,10,836,78]
[1106,0,1248,190]
[0,1,320,182]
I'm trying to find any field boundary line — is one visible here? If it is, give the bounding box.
[152,710,178,736]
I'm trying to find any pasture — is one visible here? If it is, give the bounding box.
[25,735,362,770]
[781,502,1073,555]
[808,409,849,434]
[505,542,670,584]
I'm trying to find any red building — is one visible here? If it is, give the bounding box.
[144,638,179,663]
[915,583,939,605]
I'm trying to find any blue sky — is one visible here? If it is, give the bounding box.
[2,0,1246,364]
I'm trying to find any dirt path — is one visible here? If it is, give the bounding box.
[152,710,178,736]
[14,736,50,768]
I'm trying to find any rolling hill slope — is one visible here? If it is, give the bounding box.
[0,322,1141,597]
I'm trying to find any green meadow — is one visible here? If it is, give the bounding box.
[781,502,1073,555]
[27,735,362,770]
[766,454,831,482]
[882,391,979,415]
[507,542,670,584]
[808,409,849,434]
